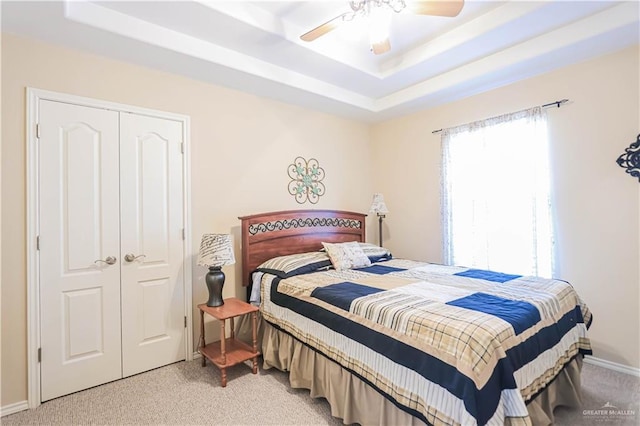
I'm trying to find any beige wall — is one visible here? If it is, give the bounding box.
[0,33,373,406]
[371,45,640,369]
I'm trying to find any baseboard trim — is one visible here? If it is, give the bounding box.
[1,400,29,417]
[585,355,640,377]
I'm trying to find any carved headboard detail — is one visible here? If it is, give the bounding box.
[238,209,367,290]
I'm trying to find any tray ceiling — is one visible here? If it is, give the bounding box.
[2,1,638,122]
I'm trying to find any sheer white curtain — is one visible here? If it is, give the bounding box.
[441,106,554,277]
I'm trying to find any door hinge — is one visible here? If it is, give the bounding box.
[36,235,40,251]
[180,142,184,154]
[184,316,187,328]
[182,229,185,240]
[36,123,41,139]
[38,348,41,363]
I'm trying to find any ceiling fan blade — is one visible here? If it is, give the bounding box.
[408,0,465,17]
[300,13,348,42]
[371,38,391,55]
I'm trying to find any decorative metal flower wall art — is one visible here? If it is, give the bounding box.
[287,156,326,204]
[616,134,640,182]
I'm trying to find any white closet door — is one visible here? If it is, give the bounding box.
[39,100,122,401]
[119,113,186,377]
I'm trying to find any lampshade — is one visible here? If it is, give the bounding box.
[197,234,235,268]
[369,193,389,215]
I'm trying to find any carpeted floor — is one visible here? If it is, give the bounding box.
[554,361,639,426]
[2,358,638,425]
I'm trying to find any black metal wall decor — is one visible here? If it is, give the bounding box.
[287,157,326,204]
[616,134,640,182]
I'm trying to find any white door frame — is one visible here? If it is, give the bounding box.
[26,87,193,408]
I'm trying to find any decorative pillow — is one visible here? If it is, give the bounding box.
[322,241,372,271]
[256,251,332,278]
[321,242,393,262]
[358,242,393,262]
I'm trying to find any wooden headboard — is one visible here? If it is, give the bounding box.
[238,209,366,289]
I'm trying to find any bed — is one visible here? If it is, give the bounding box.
[238,209,592,426]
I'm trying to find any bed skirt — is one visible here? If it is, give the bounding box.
[237,315,582,426]
[238,315,583,425]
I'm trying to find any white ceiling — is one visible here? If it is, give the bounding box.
[2,1,639,122]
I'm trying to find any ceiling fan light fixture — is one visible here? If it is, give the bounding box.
[368,6,392,44]
[347,0,407,19]
[339,15,368,41]
[300,0,464,55]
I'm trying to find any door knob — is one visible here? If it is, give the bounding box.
[94,256,117,265]
[124,253,146,263]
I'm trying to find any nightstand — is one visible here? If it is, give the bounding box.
[198,298,260,387]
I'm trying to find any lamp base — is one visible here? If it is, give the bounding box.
[377,213,385,247]
[205,266,225,307]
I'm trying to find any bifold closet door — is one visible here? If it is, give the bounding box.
[119,113,185,377]
[39,100,187,401]
[39,100,123,402]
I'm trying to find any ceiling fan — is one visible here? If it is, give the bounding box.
[300,0,464,55]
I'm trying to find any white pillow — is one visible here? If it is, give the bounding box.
[322,241,372,271]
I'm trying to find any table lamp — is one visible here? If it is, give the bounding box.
[197,234,235,307]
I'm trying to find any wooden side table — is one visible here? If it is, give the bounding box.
[198,298,260,387]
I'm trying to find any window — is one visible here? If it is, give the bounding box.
[441,106,554,277]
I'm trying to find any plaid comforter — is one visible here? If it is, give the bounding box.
[260,259,592,426]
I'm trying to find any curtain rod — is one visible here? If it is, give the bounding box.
[431,99,569,134]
